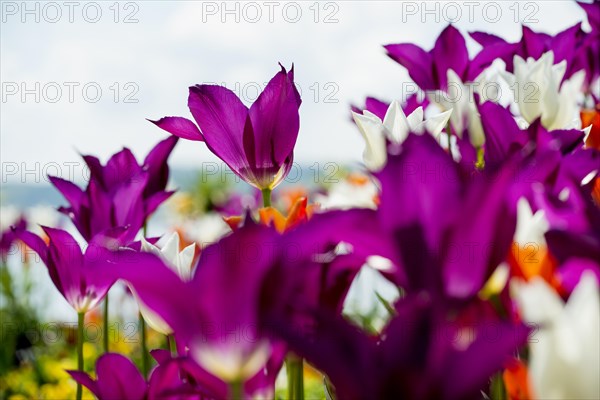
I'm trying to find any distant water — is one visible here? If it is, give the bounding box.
[1,165,344,208]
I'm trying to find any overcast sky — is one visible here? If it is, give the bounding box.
[1,1,589,183]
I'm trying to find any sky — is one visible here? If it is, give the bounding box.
[1,0,591,184]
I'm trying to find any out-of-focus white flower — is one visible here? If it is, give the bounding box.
[504,51,584,130]
[26,205,62,235]
[514,197,549,247]
[135,232,195,334]
[0,206,20,232]
[352,101,452,171]
[431,68,500,148]
[512,272,600,399]
[315,174,378,210]
[179,213,230,247]
[192,340,271,383]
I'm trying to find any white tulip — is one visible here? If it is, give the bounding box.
[512,272,600,399]
[514,197,549,247]
[431,68,501,148]
[141,232,195,281]
[504,51,585,131]
[134,232,196,335]
[352,101,452,171]
[315,175,378,210]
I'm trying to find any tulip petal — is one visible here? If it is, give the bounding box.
[248,65,301,168]
[142,135,179,196]
[188,84,250,176]
[432,25,470,88]
[443,163,518,299]
[96,353,147,400]
[48,176,85,214]
[384,43,435,90]
[149,117,204,141]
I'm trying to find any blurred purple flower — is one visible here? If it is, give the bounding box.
[372,133,519,299]
[69,352,218,400]
[50,136,178,244]
[152,64,301,190]
[17,227,118,313]
[106,220,286,394]
[268,292,528,400]
[1,216,26,259]
[385,25,488,91]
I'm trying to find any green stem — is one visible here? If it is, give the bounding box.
[76,312,85,400]
[286,354,304,400]
[139,313,149,378]
[103,296,109,353]
[229,378,243,399]
[261,188,272,208]
[168,334,177,355]
[490,372,507,400]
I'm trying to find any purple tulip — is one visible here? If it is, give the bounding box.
[106,221,285,394]
[17,227,117,313]
[370,133,519,299]
[1,216,26,259]
[152,64,301,191]
[68,352,219,400]
[385,25,487,91]
[268,292,528,400]
[50,136,178,244]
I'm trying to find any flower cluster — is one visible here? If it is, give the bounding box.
[4,2,600,399]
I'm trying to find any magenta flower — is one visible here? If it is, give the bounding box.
[270,295,528,400]
[1,216,26,259]
[17,227,117,313]
[69,352,219,400]
[106,221,286,392]
[385,25,488,91]
[50,136,178,244]
[370,133,520,298]
[152,64,301,190]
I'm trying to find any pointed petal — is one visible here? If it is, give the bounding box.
[82,155,105,187]
[96,353,147,400]
[424,108,452,138]
[41,227,85,308]
[149,117,204,141]
[247,65,301,168]
[67,371,100,397]
[48,176,84,213]
[104,148,142,189]
[188,84,249,176]
[17,230,48,264]
[405,106,424,131]
[142,135,179,196]
[383,100,411,143]
[433,25,470,87]
[352,112,387,170]
[384,43,435,90]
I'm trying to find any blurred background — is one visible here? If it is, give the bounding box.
[0,0,590,341]
[1,1,589,174]
[0,1,593,398]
